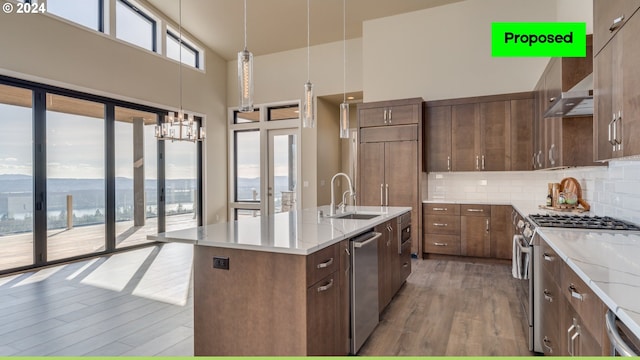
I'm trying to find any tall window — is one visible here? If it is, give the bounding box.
[165,127,200,232]
[114,107,158,249]
[116,0,156,52]
[0,84,33,271]
[47,0,103,32]
[46,94,105,261]
[166,31,200,69]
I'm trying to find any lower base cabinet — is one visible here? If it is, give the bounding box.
[539,237,608,356]
[378,215,412,314]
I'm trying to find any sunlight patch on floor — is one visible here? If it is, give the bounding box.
[66,258,99,280]
[0,273,21,287]
[12,266,64,287]
[81,247,154,292]
[132,243,193,306]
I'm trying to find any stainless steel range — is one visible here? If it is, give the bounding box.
[524,213,640,354]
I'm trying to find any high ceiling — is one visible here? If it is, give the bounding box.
[146,0,464,61]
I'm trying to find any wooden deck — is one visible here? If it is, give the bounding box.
[0,254,531,356]
[1,213,197,271]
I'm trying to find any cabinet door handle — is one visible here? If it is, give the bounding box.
[543,289,553,302]
[486,218,489,232]
[433,242,448,246]
[432,207,448,211]
[447,156,451,171]
[609,15,625,32]
[543,253,553,262]
[316,257,334,269]
[385,184,389,206]
[567,318,580,356]
[532,152,536,168]
[609,114,616,145]
[403,262,409,268]
[432,223,448,227]
[549,96,556,103]
[481,155,485,170]
[536,150,542,167]
[476,155,480,170]
[548,144,556,166]
[316,278,334,292]
[616,111,622,150]
[543,336,553,354]
[383,109,387,123]
[467,208,484,213]
[568,284,584,301]
[388,108,392,123]
[380,184,384,206]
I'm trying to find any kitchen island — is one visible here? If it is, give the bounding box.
[150,205,411,356]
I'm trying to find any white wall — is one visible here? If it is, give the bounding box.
[557,0,593,33]
[0,7,228,224]
[362,0,558,102]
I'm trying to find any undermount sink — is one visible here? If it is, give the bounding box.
[330,213,380,220]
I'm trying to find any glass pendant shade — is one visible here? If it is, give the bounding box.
[303,81,315,128]
[238,49,254,113]
[340,102,349,138]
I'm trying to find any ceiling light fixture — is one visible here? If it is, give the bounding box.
[238,0,254,113]
[339,0,349,139]
[302,0,315,128]
[155,0,205,142]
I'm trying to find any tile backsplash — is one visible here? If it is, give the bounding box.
[425,160,640,225]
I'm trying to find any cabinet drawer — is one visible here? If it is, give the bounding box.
[400,241,412,281]
[424,203,460,215]
[540,269,564,355]
[423,234,461,255]
[540,239,561,283]
[360,124,418,143]
[560,263,606,345]
[461,204,491,216]
[307,243,339,287]
[425,214,460,235]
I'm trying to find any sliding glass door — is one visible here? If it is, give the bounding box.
[0,84,34,271]
[46,94,105,261]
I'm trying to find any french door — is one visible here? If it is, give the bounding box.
[267,129,298,215]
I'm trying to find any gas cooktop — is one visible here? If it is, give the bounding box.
[528,214,640,231]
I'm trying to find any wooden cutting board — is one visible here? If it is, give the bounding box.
[561,177,590,211]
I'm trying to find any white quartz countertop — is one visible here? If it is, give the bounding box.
[537,228,640,340]
[423,199,587,218]
[149,205,410,255]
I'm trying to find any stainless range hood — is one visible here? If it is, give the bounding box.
[543,73,593,118]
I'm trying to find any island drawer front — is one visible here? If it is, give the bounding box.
[560,262,606,346]
[423,234,461,255]
[540,238,561,283]
[307,243,340,287]
[424,214,460,235]
[424,203,460,216]
[461,204,491,216]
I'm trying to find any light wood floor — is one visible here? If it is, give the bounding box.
[0,246,531,356]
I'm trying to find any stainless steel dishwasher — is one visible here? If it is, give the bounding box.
[349,230,381,354]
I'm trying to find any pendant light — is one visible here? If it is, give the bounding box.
[155,0,205,142]
[339,0,349,139]
[302,0,315,128]
[238,0,254,113]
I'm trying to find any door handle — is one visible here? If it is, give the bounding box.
[380,184,384,206]
[388,108,392,123]
[543,289,553,302]
[383,109,388,124]
[316,278,334,292]
[485,218,489,232]
[385,184,389,206]
[481,155,485,170]
[609,114,616,145]
[447,156,451,171]
[476,155,479,170]
[316,258,334,269]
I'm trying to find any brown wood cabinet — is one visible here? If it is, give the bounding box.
[358,98,422,255]
[359,98,422,128]
[533,36,601,169]
[490,205,512,260]
[538,237,609,356]
[460,204,491,257]
[423,203,511,260]
[423,203,461,255]
[593,0,640,55]
[425,92,533,172]
[594,3,640,161]
[377,219,396,314]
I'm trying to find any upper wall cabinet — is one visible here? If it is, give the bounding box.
[533,35,601,169]
[594,1,640,161]
[425,92,534,172]
[358,98,422,128]
[593,0,640,56]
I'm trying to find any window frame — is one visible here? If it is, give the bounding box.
[166,29,201,69]
[115,0,158,52]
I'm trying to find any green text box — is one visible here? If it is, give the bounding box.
[492,22,586,57]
